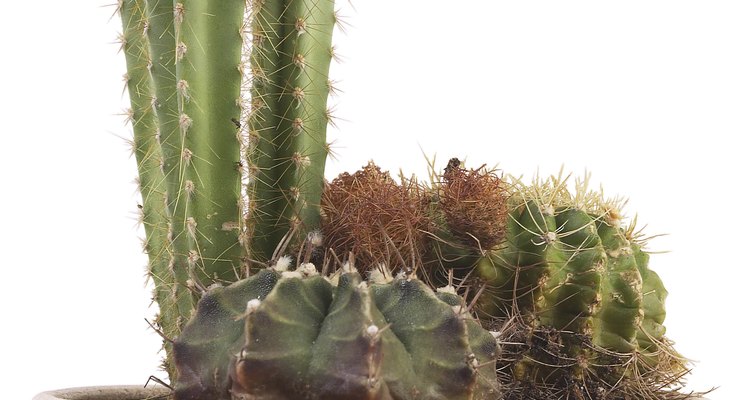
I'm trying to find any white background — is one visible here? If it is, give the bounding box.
[1,1,747,399]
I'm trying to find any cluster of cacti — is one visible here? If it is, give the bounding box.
[118,0,702,399]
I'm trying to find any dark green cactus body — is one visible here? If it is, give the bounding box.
[174,266,499,400]
[173,269,280,399]
[305,273,413,399]
[234,272,333,398]
[369,279,498,398]
[433,289,501,393]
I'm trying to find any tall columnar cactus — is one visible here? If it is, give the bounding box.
[118,0,336,379]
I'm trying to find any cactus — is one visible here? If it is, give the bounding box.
[429,167,692,398]
[173,255,499,400]
[118,0,336,379]
[474,175,667,347]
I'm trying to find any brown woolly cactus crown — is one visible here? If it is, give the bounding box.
[440,158,510,251]
[320,162,430,273]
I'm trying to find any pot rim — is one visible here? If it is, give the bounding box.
[33,385,170,400]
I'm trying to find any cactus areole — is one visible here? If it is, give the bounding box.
[118,0,702,399]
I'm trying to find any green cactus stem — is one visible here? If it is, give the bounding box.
[592,219,643,353]
[632,242,668,353]
[477,202,607,382]
[173,0,246,283]
[120,0,167,309]
[144,0,180,205]
[143,0,197,344]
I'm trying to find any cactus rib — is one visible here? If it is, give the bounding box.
[174,0,246,283]
[120,0,193,378]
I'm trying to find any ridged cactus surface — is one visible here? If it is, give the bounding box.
[174,263,499,400]
[247,0,336,261]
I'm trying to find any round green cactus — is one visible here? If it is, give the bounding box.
[173,259,499,400]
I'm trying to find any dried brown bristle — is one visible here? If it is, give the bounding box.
[493,317,709,400]
[321,162,429,272]
[440,159,509,250]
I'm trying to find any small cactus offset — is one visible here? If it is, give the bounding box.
[118,0,703,398]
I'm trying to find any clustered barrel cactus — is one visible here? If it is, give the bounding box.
[118,0,702,399]
[429,169,690,399]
